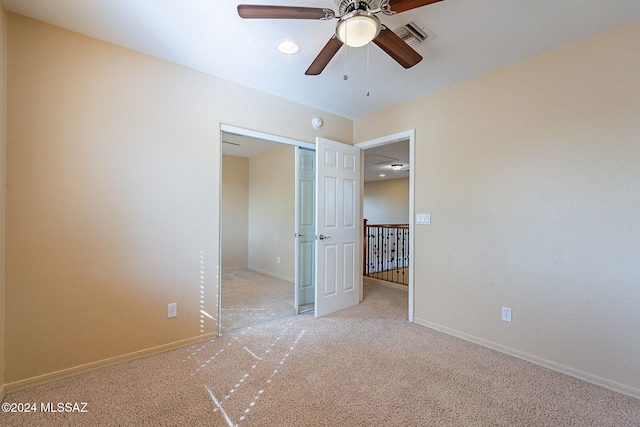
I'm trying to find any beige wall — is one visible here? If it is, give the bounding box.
[5,7,639,400]
[5,14,351,387]
[0,2,7,399]
[355,21,640,397]
[364,178,409,224]
[248,145,295,282]
[221,155,249,269]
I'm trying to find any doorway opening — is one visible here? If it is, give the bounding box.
[356,129,415,322]
[362,139,410,288]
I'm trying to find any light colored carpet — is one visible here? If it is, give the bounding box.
[2,283,639,426]
[220,268,296,333]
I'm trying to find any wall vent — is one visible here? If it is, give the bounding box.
[391,20,436,48]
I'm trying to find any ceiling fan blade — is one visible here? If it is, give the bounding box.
[387,0,444,14]
[373,27,423,69]
[305,36,344,75]
[238,5,333,20]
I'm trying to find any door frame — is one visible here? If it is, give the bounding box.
[355,129,416,322]
[218,124,315,335]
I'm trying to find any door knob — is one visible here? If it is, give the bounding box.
[318,234,332,240]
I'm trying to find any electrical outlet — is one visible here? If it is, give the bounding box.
[502,306,512,322]
[168,303,177,318]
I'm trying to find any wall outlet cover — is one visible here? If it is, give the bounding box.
[502,306,512,322]
[168,303,177,318]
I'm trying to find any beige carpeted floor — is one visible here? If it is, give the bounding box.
[2,283,639,426]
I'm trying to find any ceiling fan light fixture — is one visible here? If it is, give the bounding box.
[391,164,403,171]
[336,11,381,48]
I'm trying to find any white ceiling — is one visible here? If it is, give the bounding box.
[3,0,640,120]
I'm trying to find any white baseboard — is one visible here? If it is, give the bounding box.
[413,317,640,401]
[4,332,217,394]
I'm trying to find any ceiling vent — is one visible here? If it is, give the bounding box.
[391,20,436,48]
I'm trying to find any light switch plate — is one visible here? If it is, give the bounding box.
[416,213,431,225]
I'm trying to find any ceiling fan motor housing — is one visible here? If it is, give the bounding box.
[336,0,379,15]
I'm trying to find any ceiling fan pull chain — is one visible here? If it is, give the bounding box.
[366,43,370,96]
[344,27,349,81]
[343,48,348,80]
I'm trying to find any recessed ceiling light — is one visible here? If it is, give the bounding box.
[277,40,300,55]
[379,173,386,177]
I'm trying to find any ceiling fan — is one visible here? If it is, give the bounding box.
[237,0,444,75]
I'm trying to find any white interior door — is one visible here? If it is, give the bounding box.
[315,137,361,317]
[295,147,316,311]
